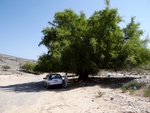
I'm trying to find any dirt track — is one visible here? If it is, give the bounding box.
[0,74,150,113]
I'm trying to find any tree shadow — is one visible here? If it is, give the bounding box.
[0,77,136,93]
[54,77,137,92]
[0,81,46,93]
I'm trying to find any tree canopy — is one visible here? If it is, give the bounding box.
[36,0,150,80]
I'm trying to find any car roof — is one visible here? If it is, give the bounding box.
[48,73,61,76]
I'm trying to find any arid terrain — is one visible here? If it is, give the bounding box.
[0,53,36,75]
[0,73,149,113]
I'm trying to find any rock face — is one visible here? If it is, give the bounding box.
[0,53,36,74]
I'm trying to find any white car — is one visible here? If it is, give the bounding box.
[43,73,63,88]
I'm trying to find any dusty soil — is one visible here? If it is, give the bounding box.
[0,74,149,113]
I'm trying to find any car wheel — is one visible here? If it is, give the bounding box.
[46,83,49,89]
[43,82,46,87]
[61,84,63,88]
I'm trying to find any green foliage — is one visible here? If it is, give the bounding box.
[34,53,62,72]
[105,0,110,7]
[2,65,11,70]
[21,62,35,72]
[121,81,145,93]
[37,0,150,80]
[144,86,150,97]
[142,65,150,71]
[87,7,123,69]
[122,17,149,67]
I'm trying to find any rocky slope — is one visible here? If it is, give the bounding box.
[0,53,36,74]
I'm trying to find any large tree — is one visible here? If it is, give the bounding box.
[37,0,150,80]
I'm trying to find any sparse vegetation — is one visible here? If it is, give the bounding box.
[121,81,145,93]
[144,85,150,97]
[2,65,11,70]
[97,91,104,97]
[121,81,150,97]
[21,62,35,72]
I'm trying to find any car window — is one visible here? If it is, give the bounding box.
[49,74,61,80]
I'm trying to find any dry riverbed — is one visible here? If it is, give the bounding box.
[0,73,149,113]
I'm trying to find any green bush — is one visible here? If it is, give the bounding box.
[21,62,35,72]
[121,81,145,93]
[2,65,11,70]
[144,86,150,97]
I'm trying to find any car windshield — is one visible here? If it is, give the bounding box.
[49,74,61,80]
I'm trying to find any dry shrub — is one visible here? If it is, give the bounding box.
[96,91,104,97]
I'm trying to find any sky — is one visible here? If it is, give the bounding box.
[0,0,150,60]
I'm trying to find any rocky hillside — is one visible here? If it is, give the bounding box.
[0,53,36,74]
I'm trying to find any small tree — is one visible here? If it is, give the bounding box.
[21,62,35,72]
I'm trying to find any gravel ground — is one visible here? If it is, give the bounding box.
[0,73,150,113]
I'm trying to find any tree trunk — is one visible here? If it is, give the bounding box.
[78,69,89,82]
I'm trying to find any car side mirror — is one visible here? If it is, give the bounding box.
[43,77,46,79]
